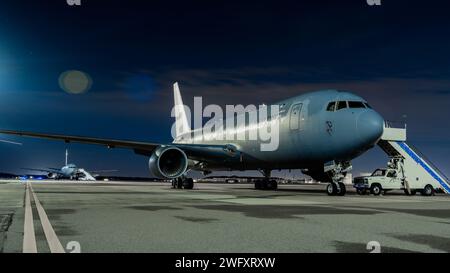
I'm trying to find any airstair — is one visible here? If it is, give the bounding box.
[378,121,450,194]
[77,168,96,181]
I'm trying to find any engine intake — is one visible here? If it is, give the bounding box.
[149,146,188,179]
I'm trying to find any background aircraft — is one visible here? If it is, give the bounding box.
[23,149,117,181]
[0,83,384,194]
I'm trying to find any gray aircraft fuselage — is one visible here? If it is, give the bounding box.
[60,164,78,177]
[176,89,384,172]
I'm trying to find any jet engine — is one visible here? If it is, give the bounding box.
[47,172,57,179]
[149,146,188,179]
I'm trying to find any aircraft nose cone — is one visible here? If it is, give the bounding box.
[357,110,384,145]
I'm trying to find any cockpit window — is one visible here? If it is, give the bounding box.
[326,102,336,111]
[336,101,347,110]
[363,102,371,109]
[348,101,366,108]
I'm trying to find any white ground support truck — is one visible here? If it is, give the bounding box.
[353,122,450,196]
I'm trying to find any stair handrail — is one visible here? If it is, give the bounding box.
[384,120,407,129]
[406,142,450,183]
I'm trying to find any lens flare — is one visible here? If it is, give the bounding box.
[58,70,92,94]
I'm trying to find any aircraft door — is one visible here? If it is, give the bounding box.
[290,103,303,130]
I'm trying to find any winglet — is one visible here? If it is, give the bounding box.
[173,82,191,138]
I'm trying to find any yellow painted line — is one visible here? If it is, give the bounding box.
[29,184,65,253]
[23,183,37,253]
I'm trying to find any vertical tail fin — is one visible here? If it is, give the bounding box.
[65,149,68,166]
[173,82,191,138]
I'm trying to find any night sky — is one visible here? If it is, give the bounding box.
[0,0,449,178]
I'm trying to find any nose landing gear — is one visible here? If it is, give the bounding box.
[326,182,346,196]
[325,161,351,196]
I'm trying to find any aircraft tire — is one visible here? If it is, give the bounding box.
[176,178,183,189]
[171,179,177,188]
[254,180,262,190]
[337,182,346,196]
[267,180,278,190]
[183,178,194,189]
[326,183,337,196]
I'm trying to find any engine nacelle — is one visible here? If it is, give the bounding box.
[149,146,188,179]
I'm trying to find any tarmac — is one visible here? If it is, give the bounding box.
[1,180,450,253]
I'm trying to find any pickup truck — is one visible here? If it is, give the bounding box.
[353,168,406,195]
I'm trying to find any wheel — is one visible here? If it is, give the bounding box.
[370,184,382,196]
[337,182,346,196]
[326,183,337,196]
[267,180,278,190]
[254,180,262,190]
[356,188,367,195]
[260,180,269,190]
[404,189,417,196]
[183,178,194,189]
[421,184,434,196]
[171,179,177,188]
[176,177,183,189]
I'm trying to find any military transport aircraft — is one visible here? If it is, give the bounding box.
[0,83,384,195]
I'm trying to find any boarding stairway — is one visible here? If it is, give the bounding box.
[378,121,450,194]
[76,168,96,181]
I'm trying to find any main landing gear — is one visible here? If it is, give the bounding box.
[326,182,346,196]
[254,169,278,190]
[171,176,194,189]
[325,161,351,196]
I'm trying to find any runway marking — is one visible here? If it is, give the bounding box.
[29,183,65,253]
[23,183,37,253]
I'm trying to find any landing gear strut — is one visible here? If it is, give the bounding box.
[254,169,278,190]
[171,176,194,189]
[325,161,351,196]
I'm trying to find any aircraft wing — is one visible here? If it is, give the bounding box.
[0,129,235,161]
[22,167,61,174]
[88,169,119,173]
[0,130,160,154]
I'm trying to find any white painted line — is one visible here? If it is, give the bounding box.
[23,183,37,253]
[29,184,65,253]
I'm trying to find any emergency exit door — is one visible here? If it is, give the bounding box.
[290,103,303,130]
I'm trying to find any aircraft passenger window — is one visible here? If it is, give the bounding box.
[326,102,336,111]
[348,101,366,108]
[336,101,347,110]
